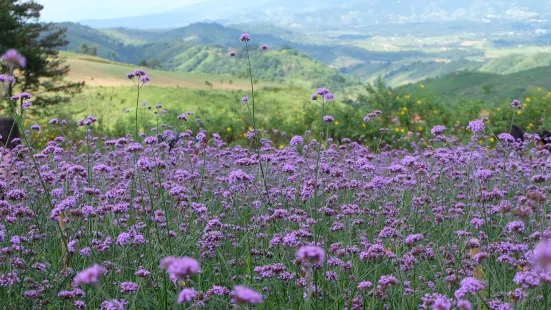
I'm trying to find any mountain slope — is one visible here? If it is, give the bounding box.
[400,66,551,101]
[79,0,551,30]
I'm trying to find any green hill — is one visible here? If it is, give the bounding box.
[479,53,551,75]
[400,66,551,102]
[58,22,357,90]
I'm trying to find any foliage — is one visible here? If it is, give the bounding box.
[0,0,83,109]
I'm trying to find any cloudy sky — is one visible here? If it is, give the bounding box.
[38,0,204,22]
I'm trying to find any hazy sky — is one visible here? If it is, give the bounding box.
[38,0,204,22]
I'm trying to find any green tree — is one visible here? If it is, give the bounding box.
[0,0,83,108]
[147,58,161,69]
[79,43,89,54]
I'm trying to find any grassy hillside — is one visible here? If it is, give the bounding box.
[60,22,122,59]
[62,52,284,90]
[400,66,551,101]
[479,53,551,75]
[342,59,483,87]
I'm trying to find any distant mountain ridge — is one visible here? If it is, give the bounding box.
[79,0,551,30]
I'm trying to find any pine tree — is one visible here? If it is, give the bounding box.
[0,0,83,110]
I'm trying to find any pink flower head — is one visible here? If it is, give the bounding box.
[1,49,26,68]
[177,288,197,304]
[160,256,201,279]
[296,245,325,264]
[231,286,263,305]
[534,239,551,271]
[73,264,106,286]
[240,33,251,42]
[467,119,485,133]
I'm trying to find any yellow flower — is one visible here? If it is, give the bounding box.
[226,127,232,132]
[523,103,528,108]
[528,123,533,128]
[362,123,366,128]
[490,137,495,142]
[400,128,405,133]
[400,111,405,115]
[242,133,247,137]
[496,107,501,111]
[478,139,483,145]
[248,127,252,131]
[420,84,425,89]
[526,97,531,103]
[394,128,400,132]
[334,121,339,125]
[417,100,422,105]
[402,107,407,111]
[433,110,438,114]
[517,110,522,115]
[418,126,423,131]
[279,144,284,149]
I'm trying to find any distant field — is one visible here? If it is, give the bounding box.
[62,52,285,90]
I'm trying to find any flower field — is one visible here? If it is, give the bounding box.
[3,37,551,310]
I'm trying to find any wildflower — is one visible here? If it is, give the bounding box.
[357,281,373,290]
[160,256,201,279]
[140,75,150,84]
[405,233,424,246]
[467,120,485,133]
[100,299,127,310]
[534,239,551,271]
[120,282,139,293]
[240,33,251,42]
[457,300,472,310]
[316,88,331,96]
[231,286,263,305]
[290,136,304,146]
[134,69,146,76]
[323,115,334,122]
[229,50,236,57]
[135,267,151,278]
[498,133,515,142]
[511,99,522,110]
[178,288,197,304]
[513,271,540,288]
[296,246,325,264]
[30,125,40,132]
[241,96,248,104]
[324,93,335,102]
[454,277,486,299]
[177,113,188,121]
[1,49,26,68]
[261,44,269,51]
[431,125,446,136]
[432,296,452,310]
[73,264,106,286]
